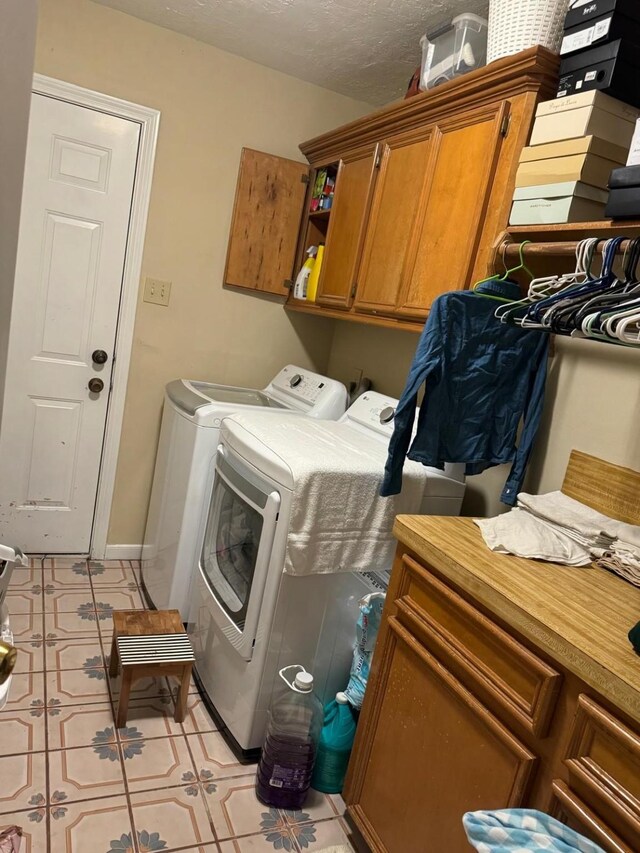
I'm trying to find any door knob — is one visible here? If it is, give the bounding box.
[92,349,108,365]
[88,378,104,393]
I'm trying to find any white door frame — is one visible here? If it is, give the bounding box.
[32,74,160,560]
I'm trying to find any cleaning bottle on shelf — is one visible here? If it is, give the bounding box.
[256,665,323,810]
[310,691,357,794]
[293,246,317,300]
[305,243,324,303]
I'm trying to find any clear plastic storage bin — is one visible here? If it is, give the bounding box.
[420,13,488,91]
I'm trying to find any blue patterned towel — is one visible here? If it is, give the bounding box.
[463,809,605,853]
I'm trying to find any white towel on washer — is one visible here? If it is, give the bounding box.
[224,413,428,576]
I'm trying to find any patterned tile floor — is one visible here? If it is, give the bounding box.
[0,557,353,853]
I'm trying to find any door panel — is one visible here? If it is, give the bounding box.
[354,127,436,315]
[0,94,140,552]
[316,146,378,309]
[224,148,309,295]
[397,102,509,319]
[355,615,536,853]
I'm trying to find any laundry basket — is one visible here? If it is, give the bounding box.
[487,0,569,64]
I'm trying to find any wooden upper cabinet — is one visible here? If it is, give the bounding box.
[396,101,510,319]
[224,148,308,296]
[315,146,379,310]
[354,127,436,316]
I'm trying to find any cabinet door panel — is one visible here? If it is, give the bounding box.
[396,102,509,319]
[354,615,536,853]
[224,148,308,295]
[564,695,640,848]
[354,128,436,316]
[316,147,378,310]
[551,781,632,853]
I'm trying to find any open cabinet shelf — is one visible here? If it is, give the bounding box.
[506,221,640,240]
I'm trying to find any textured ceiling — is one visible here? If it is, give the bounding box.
[91,0,489,104]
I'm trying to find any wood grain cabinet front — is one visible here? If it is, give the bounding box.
[345,554,538,853]
[315,146,379,310]
[223,49,559,329]
[562,695,640,850]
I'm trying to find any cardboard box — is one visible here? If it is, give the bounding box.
[515,153,622,189]
[558,40,640,107]
[519,135,628,163]
[627,117,640,166]
[531,91,639,146]
[510,181,608,225]
[565,0,640,30]
[537,89,640,121]
[516,136,626,189]
[561,11,640,56]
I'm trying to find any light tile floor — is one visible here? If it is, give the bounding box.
[0,557,353,853]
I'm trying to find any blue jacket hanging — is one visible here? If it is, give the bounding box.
[381,289,549,505]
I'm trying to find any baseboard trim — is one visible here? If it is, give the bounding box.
[102,544,143,561]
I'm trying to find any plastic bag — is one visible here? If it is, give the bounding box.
[344,593,385,709]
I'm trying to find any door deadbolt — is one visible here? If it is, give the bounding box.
[92,349,108,365]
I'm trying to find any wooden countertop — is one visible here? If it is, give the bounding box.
[394,514,640,725]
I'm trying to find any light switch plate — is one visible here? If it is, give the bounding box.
[144,277,171,306]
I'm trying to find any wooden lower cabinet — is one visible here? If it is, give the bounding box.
[344,547,640,853]
[351,614,536,853]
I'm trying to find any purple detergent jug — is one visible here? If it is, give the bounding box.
[256,665,323,810]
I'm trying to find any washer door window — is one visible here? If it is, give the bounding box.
[200,448,280,660]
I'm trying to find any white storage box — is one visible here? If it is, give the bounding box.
[510,180,608,225]
[420,13,488,90]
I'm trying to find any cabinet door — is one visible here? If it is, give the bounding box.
[224,148,309,296]
[315,146,379,310]
[396,101,510,319]
[346,611,536,853]
[353,126,437,316]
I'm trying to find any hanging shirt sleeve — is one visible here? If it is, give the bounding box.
[380,298,445,497]
[500,334,550,506]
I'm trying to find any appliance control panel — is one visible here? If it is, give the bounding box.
[339,391,402,438]
[267,365,347,419]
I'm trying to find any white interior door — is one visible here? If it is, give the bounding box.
[0,93,140,553]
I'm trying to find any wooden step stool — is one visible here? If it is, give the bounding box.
[109,609,195,728]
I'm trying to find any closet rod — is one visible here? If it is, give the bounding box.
[500,238,637,259]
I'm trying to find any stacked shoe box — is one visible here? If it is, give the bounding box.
[558,1,640,108]
[510,91,638,225]
[510,0,640,225]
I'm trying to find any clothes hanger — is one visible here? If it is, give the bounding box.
[472,241,534,303]
[503,238,597,329]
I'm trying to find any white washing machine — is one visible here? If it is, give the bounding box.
[141,365,347,618]
[187,391,466,759]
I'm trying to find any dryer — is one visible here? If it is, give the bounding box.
[141,365,347,618]
[187,391,466,759]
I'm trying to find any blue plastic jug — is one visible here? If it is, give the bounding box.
[310,692,357,794]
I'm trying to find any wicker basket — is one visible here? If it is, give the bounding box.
[487,0,570,63]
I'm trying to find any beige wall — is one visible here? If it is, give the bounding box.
[327,322,640,517]
[35,0,370,545]
[0,0,38,420]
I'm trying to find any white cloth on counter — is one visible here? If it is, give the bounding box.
[475,508,593,566]
[518,490,640,550]
[223,413,428,576]
[475,490,640,584]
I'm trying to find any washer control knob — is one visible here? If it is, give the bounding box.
[379,406,395,425]
[289,374,303,388]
